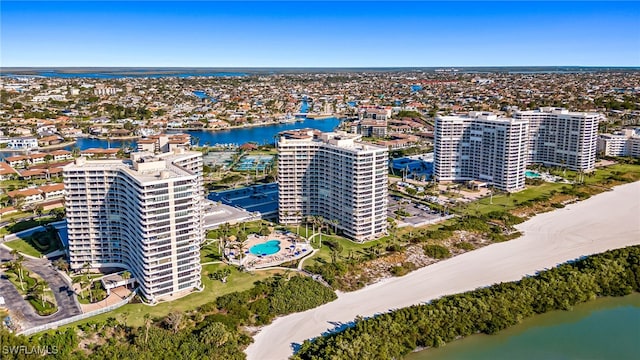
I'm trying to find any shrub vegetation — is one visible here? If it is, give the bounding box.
[293,245,640,360]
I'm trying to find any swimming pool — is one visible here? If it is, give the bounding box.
[525,171,541,178]
[250,240,281,256]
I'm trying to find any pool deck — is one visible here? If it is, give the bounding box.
[225,231,313,269]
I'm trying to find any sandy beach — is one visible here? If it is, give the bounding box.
[246,181,640,360]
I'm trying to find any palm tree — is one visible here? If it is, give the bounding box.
[313,216,325,248]
[14,253,26,291]
[237,231,248,265]
[388,219,398,246]
[304,216,312,240]
[330,219,339,235]
[32,279,47,308]
[219,222,230,254]
[144,313,152,344]
[121,270,131,288]
[295,211,302,236]
[81,262,93,302]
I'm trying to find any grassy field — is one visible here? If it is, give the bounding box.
[200,240,223,263]
[460,182,567,215]
[3,228,62,257]
[2,216,58,235]
[281,224,399,269]
[4,239,43,257]
[60,264,282,329]
[457,163,640,216]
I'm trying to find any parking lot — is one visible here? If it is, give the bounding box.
[208,182,278,219]
[388,195,450,227]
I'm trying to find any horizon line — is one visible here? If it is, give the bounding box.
[3,65,640,70]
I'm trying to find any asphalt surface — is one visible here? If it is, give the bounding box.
[0,245,81,329]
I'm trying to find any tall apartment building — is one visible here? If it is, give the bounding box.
[598,129,640,158]
[514,107,600,171]
[434,112,529,192]
[277,130,388,242]
[63,149,204,303]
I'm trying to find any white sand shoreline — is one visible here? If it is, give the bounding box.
[246,181,640,360]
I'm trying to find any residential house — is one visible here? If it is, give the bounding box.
[0,162,18,180]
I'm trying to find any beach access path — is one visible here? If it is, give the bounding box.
[246,181,640,360]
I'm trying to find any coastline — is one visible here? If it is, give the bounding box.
[0,140,77,153]
[245,181,640,360]
[168,115,341,133]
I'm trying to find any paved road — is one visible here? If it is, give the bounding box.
[0,246,81,329]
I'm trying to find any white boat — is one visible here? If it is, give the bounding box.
[279,114,296,123]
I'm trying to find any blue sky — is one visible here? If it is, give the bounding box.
[1,1,639,67]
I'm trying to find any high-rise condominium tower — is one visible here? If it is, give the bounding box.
[434,112,529,192]
[64,149,204,303]
[277,130,388,242]
[513,107,600,171]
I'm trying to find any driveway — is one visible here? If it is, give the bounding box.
[0,246,81,330]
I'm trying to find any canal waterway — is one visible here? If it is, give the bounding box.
[0,117,342,159]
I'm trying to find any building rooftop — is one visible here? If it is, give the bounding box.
[64,150,200,183]
[279,129,387,152]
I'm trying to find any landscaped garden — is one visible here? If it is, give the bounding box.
[3,251,58,315]
[4,227,63,258]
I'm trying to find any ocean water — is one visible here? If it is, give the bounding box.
[2,71,247,79]
[405,294,640,360]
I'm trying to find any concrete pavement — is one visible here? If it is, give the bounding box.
[0,245,81,330]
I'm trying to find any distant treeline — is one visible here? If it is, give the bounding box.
[293,245,640,360]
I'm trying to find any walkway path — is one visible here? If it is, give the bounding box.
[0,245,81,330]
[246,181,640,360]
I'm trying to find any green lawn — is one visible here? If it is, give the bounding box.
[6,270,37,294]
[4,217,58,234]
[200,240,222,262]
[3,229,62,257]
[60,264,281,329]
[458,163,640,216]
[282,224,398,269]
[461,182,566,215]
[584,163,640,184]
[0,179,49,190]
[4,239,43,258]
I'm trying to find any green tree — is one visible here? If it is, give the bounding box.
[199,322,233,347]
[31,278,47,308]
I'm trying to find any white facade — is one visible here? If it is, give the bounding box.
[94,87,118,96]
[434,113,529,192]
[63,149,204,303]
[597,129,640,158]
[7,137,38,150]
[277,130,388,242]
[514,107,600,171]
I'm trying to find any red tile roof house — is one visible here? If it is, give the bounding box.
[49,150,73,161]
[18,169,48,180]
[38,183,65,200]
[0,162,19,180]
[7,188,44,206]
[4,155,30,168]
[6,183,65,207]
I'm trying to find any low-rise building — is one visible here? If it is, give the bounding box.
[7,137,38,150]
[7,188,44,205]
[0,162,18,180]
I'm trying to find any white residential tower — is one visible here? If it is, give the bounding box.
[277,130,388,242]
[63,149,204,303]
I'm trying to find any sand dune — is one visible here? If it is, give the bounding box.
[246,181,640,360]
